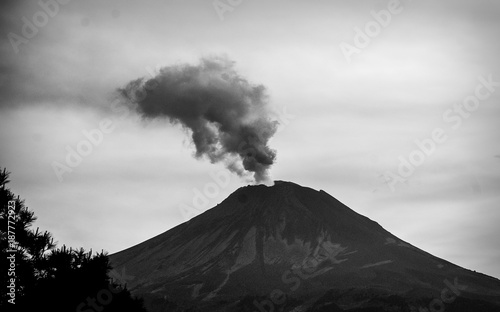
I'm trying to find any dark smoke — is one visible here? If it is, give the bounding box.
[118,56,278,183]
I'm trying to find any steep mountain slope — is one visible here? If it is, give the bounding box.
[110,181,500,311]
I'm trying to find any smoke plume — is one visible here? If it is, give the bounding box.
[118,56,278,183]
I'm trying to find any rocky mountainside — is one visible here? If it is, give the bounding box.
[110,181,500,311]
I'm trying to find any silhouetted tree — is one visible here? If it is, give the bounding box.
[0,168,147,312]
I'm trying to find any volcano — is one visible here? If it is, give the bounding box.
[110,181,500,311]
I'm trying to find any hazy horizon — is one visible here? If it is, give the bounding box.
[1,0,499,280]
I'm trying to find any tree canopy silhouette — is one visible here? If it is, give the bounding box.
[0,167,148,312]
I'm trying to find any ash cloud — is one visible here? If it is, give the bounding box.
[118,56,278,183]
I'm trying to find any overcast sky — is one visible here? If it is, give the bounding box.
[1,0,499,279]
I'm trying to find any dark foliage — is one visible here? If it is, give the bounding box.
[0,168,148,312]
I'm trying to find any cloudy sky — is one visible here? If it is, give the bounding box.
[1,0,499,279]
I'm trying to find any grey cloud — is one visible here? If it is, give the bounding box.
[118,56,278,183]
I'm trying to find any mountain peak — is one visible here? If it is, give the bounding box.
[231,180,332,209]
[110,181,500,312]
